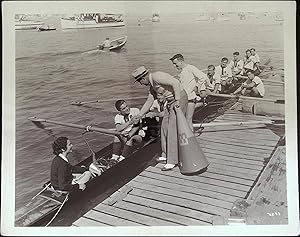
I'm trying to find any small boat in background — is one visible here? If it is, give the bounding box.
[98,36,127,52]
[15,14,44,30]
[37,25,56,32]
[152,13,160,22]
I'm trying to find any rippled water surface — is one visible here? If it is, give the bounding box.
[15,14,284,211]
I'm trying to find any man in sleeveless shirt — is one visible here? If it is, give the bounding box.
[132,66,188,171]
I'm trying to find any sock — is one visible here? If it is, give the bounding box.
[121,145,132,158]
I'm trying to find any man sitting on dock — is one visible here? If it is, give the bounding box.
[232,69,265,98]
[215,57,233,92]
[131,66,188,171]
[51,137,92,192]
[111,100,144,162]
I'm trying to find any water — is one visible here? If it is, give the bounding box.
[15,14,284,211]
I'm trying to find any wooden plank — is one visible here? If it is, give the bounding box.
[84,209,143,226]
[201,147,270,161]
[200,144,272,159]
[146,166,251,192]
[207,157,263,171]
[204,152,264,166]
[122,194,213,224]
[94,203,178,226]
[247,146,286,202]
[132,174,239,203]
[199,135,277,148]
[245,146,288,224]
[200,131,280,143]
[201,124,267,132]
[207,129,280,140]
[105,201,208,226]
[207,167,257,181]
[208,163,260,177]
[128,179,233,209]
[73,216,112,226]
[129,188,231,217]
[155,163,255,186]
[200,132,279,146]
[200,128,280,139]
[198,139,274,155]
[140,170,247,198]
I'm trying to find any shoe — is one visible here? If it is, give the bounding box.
[111,154,120,161]
[118,155,125,162]
[161,163,176,171]
[156,157,167,162]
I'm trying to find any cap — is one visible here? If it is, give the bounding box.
[169,53,184,61]
[132,66,149,81]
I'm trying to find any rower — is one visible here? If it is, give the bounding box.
[215,57,233,92]
[232,69,265,98]
[110,100,144,162]
[50,137,92,192]
[205,65,221,94]
[250,48,261,75]
[242,49,255,75]
[229,51,244,78]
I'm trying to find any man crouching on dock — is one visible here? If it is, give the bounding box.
[51,137,92,192]
[131,66,188,171]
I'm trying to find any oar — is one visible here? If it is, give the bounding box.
[235,75,284,85]
[193,120,275,128]
[209,93,284,104]
[28,117,122,139]
[70,96,148,106]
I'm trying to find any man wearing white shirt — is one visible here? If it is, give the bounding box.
[229,52,244,77]
[169,53,207,131]
[215,57,233,92]
[205,65,221,94]
[242,49,256,75]
[250,48,261,75]
[233,70,265,98]
[111,100,144,162]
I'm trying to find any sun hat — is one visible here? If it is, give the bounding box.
[132,66,149,81]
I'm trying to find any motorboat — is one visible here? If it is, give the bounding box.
[61,13,125,29]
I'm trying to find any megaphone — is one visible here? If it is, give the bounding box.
[174,107,209,175]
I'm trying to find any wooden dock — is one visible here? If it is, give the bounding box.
[72,110,284,226]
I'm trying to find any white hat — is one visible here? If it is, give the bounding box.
[132,66,149,81]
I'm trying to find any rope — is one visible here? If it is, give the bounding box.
[45,194,69,227]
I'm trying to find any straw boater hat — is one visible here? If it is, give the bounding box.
[132,66,149,82]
